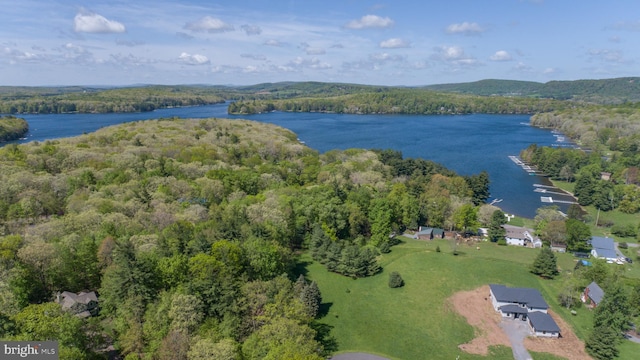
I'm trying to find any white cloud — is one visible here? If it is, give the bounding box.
[513,62,533,72]
[241,53,267,61]
[4,47,46,64]
[588,49,624,63]
[446,22,484,35]
[264,39,283,47]
[612,20,640,32]
[344,15,394,29]
[116,39,144,47]
[241,24,262,35]
[380,38,410,49]
[184,16,234,33]
[490,50,512,61]
[432,46,478,66]
[74,10,126,34]
[282,57,331,71]
[299,42,326,55]
[370,53,404,63]
[543,68,556,74]
[178,52,210,65]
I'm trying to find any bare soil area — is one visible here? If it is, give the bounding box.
[450,285,592,360]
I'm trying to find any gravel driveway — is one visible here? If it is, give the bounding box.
[499,318,533,360]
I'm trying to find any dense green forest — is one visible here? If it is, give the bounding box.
[424,77,640,104]
[0,86,227,114]
[0,118,490,359]
[0,116,29,142]
[228,88,569,115]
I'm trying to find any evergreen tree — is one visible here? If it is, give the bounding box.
[585,325,620,360]
[293,274,307,297]
[565,219,591,251]
[388,272,404,288]
[530,247,559,279]
[487,210,506,242]
[361,247,381,276]
[593,283,631,335]
[300,281,322,318]
[464,171,490,206]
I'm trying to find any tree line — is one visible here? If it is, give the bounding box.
[228,89,570,115]
[0,86,226,114]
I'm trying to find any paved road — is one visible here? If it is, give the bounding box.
[499,318,533,360]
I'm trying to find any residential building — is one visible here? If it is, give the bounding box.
[489,284,560,338]
[582,282,604,308]
[590,236,618,262]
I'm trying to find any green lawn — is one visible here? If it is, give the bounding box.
[304,238,640,360]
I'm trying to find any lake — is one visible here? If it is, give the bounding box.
[6,103,576,218]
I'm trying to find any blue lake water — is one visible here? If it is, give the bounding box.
[6,103,576,218]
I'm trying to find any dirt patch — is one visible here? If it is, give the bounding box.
[523,309,591,360]
[450,285,592,360]
[449,285,510,355]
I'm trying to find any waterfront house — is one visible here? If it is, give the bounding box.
[503,225,542,248]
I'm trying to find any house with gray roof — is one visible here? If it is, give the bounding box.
[582,281,604,308]
[528,311,561,338]
[590,236,618,262]
[489,284,560,338]
[414,226,445,240]
[503,225,542,248]
[57,291,99,318]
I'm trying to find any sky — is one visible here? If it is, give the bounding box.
[1,0,640,87]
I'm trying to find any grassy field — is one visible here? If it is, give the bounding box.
[303,237,640,360]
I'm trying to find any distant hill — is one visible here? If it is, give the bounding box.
[423,77,640,104]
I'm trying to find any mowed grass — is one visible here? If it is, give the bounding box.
[304,237,640,360]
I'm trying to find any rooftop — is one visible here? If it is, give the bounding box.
[528,311,561,333]
[489,284,549,310]
[586,282,604,304]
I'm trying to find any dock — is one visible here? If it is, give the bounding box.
[508,155,540,174]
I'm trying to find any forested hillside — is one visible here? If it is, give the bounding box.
[228,88,568,115]
[0,118,488,359]
[0,86,227,114]
[424,77,640,104]
[0,116,29,142]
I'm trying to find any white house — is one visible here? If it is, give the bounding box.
[489,284,560,338]
[590,236,618,262]
[503,225,542,248]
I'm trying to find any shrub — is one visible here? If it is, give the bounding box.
[497,238,507,246]
[611,224,637,238]
[618,242,628,249]
[435,245,441,253]
[388,271,404,288]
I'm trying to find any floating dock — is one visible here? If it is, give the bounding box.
[508,155,540,174]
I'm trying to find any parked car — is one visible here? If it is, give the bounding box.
[625,257,633,264]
